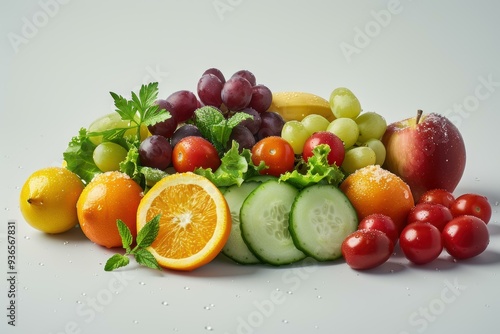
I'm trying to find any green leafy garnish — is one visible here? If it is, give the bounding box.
[63,82,170,187]
[194,106,252,154]
[63,128,101,184]
[279,145,344,189]
[104,215,162,271]
[194,141,266,187]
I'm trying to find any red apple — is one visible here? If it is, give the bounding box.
[382,110,466,201]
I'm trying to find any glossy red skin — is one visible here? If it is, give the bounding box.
[382,112,466,201]
[251,136,295,177]
[407,203,453,231]
[357,213,399,246]
[399,222,443,265]
[442,215,489,259]
[302,131,345,167]
[172,136,221,173]
[341,229,394,270]
[450,194,492,224]
[417,188,455,208]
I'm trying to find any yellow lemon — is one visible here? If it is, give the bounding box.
[19,167,84,234]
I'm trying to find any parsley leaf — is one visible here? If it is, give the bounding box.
[64,82,171,187]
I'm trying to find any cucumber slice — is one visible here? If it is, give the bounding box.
[222,182,261,264]
[290,184,358,261]
[240,179,306,266]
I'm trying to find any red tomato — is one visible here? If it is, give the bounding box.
[341,229,394,270]
[302,131,345,167]
[399,222,443,265]
[450,193,492,224]
[442,215,489,260]
[357,213,398,246]
[407,203,453,231]
[172,136,221,173]
[251,136,295,177]
[417,189,455,208]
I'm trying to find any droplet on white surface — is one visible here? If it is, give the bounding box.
[184,286,190,290]
[282,319,289,324]
[161,301,169,306]
[139,281,146,285]
[38,262,44,266]
[205,325,213,331]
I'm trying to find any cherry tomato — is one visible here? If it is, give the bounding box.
[341,229,394,270]
[417,189,455,208]
[442,215,489,260]
[251,136,295,177]
[407,203,453,231]
[357,213,398,246]
[172,136,221,173]
[302,131,345,167]
[399,222,443,265]
[450,193,492,224]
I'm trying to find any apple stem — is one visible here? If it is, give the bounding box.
[416,109,423,124]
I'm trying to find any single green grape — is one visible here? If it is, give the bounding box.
[326,118,359,148]
[281,120,310,154]
[341,146,376,174]
[301,114,330,135]
[93,142,128,172]
[363,138,386,166]
[355,112,387,143]
[329,87,362,119]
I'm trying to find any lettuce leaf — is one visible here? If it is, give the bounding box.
[279,145,344,189]
[194,141,265,187]
[63,128,101,184]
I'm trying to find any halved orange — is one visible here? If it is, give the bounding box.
[137,172,231,271]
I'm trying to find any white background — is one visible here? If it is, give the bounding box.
[1,1,500,333]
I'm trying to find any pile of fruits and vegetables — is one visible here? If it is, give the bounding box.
[19,68,493,272]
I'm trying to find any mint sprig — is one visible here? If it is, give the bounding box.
[194,106,252,154]
[104,215,162,271]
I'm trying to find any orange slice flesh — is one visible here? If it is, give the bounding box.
[137,172,231,271]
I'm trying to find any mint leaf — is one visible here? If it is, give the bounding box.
[194,107,252,154]
[135,214,161,249]
[104,254,130,271]
[279,145,345,189]
[63,128,101,184]
[194,141,266,187]
[104,214,162,272]
[117,219,133,252]
[134,248,161,270]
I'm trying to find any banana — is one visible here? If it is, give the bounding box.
[267,91,335,122]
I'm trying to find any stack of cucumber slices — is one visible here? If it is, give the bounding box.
[222,177,358,266]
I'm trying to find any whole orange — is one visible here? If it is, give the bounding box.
[340,165,414,233]
[77,171,143,248]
